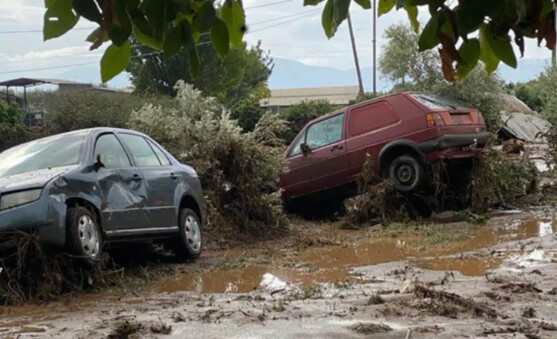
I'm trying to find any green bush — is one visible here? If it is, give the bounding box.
[230,98,265,132]
[0,123,26,153]
[279,100,334,144]
[43,91,170,134]
[0,100,22,125]
[129,82,288,241]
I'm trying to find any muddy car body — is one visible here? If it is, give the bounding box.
[0,128,206,260]
[280,92,492,202]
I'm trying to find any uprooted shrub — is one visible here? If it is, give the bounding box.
[343,154,405,226]
[470,150,539,213]
[129,82,288,243]
[0,231,109,304]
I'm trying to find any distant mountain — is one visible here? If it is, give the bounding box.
[268,57,552,91]
[42,57,551,91]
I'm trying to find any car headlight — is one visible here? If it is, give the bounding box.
[0,189,42,211]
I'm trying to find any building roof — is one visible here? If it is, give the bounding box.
[0,78,90,87]
[500,94,551,143]
[261,86,360,107]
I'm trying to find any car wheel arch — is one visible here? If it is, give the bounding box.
[179,195,202,225]
[378,140,428,175]
[65,197,103,232]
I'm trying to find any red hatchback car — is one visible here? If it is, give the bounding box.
[279,92,492,202]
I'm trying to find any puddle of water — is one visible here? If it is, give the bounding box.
[154,218,556,293]
[415,257,505,276]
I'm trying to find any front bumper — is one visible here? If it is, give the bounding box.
[419,132,493,153]
[0,194,67,246]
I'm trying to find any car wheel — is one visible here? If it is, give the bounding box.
[67,206,103,262]
[173,208,203,260]
[388,155,427,193]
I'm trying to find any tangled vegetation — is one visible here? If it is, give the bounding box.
[343,154,404,226]
[129,82,288,244]
[470,151,539,213]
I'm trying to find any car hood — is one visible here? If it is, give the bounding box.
[0,166,77,193]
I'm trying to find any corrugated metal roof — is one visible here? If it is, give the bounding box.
[0,78,90,87]
[261,86,360,106]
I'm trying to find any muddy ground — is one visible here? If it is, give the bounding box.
[1,204,557,338]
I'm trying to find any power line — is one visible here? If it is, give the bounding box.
[245,0,296,9]
[248,9,321,33]
[249,8,321,26]
[0,26,94,34]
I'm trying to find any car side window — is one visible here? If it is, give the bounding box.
[119,134,161,167]
[306,114,344,150]
[147,139,171,166]
[95,134,131,169]
[288,134,305,157]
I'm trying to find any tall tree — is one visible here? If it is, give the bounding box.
[127,37,272,106]
[379,25,441,88]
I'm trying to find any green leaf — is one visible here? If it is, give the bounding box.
[133,25,163,50]
[405,5,419,32]
[321,0,334,38]
[456,38,480,79]
[101,42,131,82]
[129,8,153,36]
[304,0,325,5]
[211,17,230,57]
[378,0,395,16]
[479,23,500,74]
[454,0,484,35]
[163,24,182,57]
[189,47,200,77]
[43,0,79,41]
[72,0,102,23]
[220,0,245,48]
[354,0,371,9]
[483,25,517,68]
[193,0,216,32]
[418,11,439,51]
[333,0,350,31]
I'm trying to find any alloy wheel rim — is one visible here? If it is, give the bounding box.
[184,215,201,252]
[78,215,100,258]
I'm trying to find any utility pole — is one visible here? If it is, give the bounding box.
[348,14,365,100]
[373,0,377,95]
[554,6,557,65]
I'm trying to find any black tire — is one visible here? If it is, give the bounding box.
[388,154,427,193]
[173,208,203,260]
[66,206,103,262]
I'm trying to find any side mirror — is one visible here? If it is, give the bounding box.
[94,154,105,171]
[300,143,311,156]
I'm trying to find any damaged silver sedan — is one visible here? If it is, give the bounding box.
[0,128,206,261]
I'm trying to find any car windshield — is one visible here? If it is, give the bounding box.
[411,93,469,110]
[0,131,87,178]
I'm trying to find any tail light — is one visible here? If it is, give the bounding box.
[426,113,444,127]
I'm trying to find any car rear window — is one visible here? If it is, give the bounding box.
[410,93,468,110]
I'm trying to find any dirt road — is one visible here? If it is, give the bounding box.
[2,209,557,338]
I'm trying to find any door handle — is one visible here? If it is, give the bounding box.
[132,174,143,181]
[331,144,344,151]
[170,172,178,179]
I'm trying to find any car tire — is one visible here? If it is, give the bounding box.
[388,155,427,193]
[66,206,103,263]
[173,208,203,261]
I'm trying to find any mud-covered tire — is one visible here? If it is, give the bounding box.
[388,155,427,193]
[173,208,203,261]
[66,206,103,262]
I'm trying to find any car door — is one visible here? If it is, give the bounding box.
[94,133,150,232]
[119,133,178,229]
[281,113,348,198]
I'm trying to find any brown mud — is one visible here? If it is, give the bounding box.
[1,212,557,338]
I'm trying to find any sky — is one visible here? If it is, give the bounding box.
[0,0,554,89]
